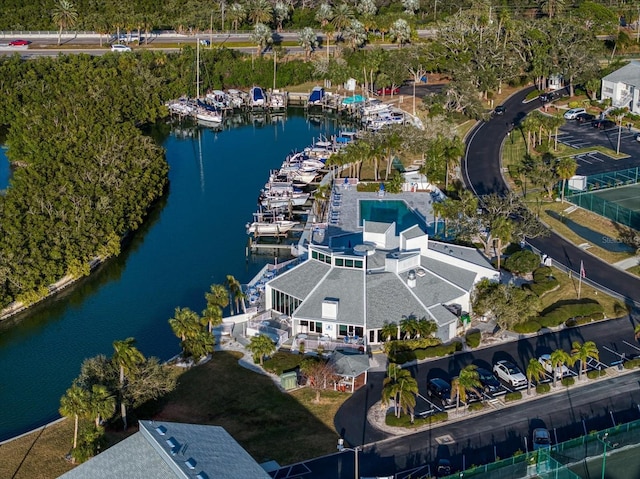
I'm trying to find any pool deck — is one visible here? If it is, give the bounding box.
[314,185,436,245]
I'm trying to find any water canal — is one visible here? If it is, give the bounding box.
[0,110,339,441]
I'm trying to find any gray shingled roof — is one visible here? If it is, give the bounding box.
[602,61,640,89]
[366,272,428,329]
[422,257,478,291]
[268,259,331,300]
[294,268,365,325]
[398,269,466,308]
[330,350,370,377]
[60,421,271,479]
[427,240,493,269]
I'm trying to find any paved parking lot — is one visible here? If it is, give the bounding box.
[557,120,640,176]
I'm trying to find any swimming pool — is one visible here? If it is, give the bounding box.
[359,199,428,234]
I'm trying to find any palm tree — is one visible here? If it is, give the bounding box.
[273,1,290,33]
[201,303,223,334]
[247,0,273,25]
[549,349,571,388]
[635,324,640,341]
[380,321,398,342]
[556,157,578,203]
[59,384,90,450]
[443,136,465,191]
[331,3,354,40]
[87,384,116,428]
[571,341,599,381]
[389,18,411,48]
[228,2,246,32]
[225,275,244,314]
[169,307,201,342]
[112,337,145,430]
[52,0,78,46]
[206,283,229,311]
[491,217,514,271]
[183,330,215,360]
[316,3,333,28]
[610,107,628,155]
[400,316,419,339]
[251,22,273,56]
[395,375,419,421]
[298,27,318,61]
[526,357,546,395]
[247,334,276,366]
[415,317,437,339]
[451,365,481,414]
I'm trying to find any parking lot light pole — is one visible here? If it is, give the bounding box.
[337,438,359,479]
[597,432,617,479]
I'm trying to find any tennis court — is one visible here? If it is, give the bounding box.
[594,183,640,212]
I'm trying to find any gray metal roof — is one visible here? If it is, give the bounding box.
[59,421,271,479]
[294,268,365,325]
[422,256,478,291]
[602,61,640,89]
[427,240,493,269]
[428,304,460,341]
[268,259,331,300]
[366,272,428,329]
[401,224,424,239]
[398,269,466,308]
[330,350,370,377]
[364,220,394,234]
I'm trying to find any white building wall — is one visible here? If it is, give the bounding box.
[423,249,498,283]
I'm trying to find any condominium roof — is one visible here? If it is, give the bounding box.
[602,61,640,89]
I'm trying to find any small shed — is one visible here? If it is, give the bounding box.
[280,371,298,391]
[330,349,370,393]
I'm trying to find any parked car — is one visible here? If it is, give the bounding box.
[591,119,616,130]
[493,105,506,116]
[564,108,586,120]
[199,39,211,46]
[575,112,595,123]
[532,428,551,450]
[477,367,501,394]
[376,86,400,95]
[538,354,570,379]
[635,133,640,142]
[111,44,132,52]
[427,378,453,405]
[9,39,30,46]
[436,459,452,477]
[493,360,527,388]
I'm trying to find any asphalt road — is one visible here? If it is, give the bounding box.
[288,316,640,478]
[462,87,640,308]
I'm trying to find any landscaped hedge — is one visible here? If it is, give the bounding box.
[390,342,462,363]
[513,320,542,334]
[468,402,485,412]
[536,383,551,394]
[465,330,482,349]
[624,358,640,369]
[527,267,559,297]
[536,300,603,328]
[565,312,605,327]
[504,250,540,275]
[385,411,448,428]
[383,337,442,355]
[525,89,543,101]
[561,377,575,387]
[587,369,607,379]
[505,391,522,402]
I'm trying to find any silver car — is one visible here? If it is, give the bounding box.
[493,360,527,388]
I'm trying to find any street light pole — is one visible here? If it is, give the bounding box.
[337,438,360,479]
[597,432,617,479]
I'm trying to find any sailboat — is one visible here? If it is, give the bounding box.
[194,41,223,125]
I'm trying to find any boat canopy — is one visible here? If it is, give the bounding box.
[252,87,265,101]
[308,87,325,104]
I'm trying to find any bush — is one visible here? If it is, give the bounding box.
[513,320,542,334]
[624,358,640,369]
[561,377,575,387]
[565,312,605,327]
[385,411,448,428]
[525,89,542,101]
[536,383,551,394]
[390,341,462,363]
[263,352,304,375]
[587,369,607,379]
[505,391,522,402]
[465,330,481,349]
[468,402,485,412]
[527,266,559,297]
[383,337,442,354]
[568,100,582,108]
[504,250,540,275]
[536,300,603,328]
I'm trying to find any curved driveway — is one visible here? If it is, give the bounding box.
[462,86,640,308]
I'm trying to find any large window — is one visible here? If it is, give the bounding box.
[271,289,301,316]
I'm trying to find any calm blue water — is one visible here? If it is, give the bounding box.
[0,146,8,190]
[0,111,338,441]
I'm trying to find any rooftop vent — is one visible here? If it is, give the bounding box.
[322,298,339,320]
[166,438,179,449]
[185,458,197,470]
[196,473,210,479]
[155,425,167,436]
[407,269,416,288]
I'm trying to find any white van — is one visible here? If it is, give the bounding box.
[111,44,132,53]
[564,108,586,120]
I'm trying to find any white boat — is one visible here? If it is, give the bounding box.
[308,86,325,106]
[260,190,310,209]
[360,100,390,116]
[290,170,318,185]
[227,89,247,108]
[250,86,266,108]
[196,107,223,124]
[247,219,298,235]
[269,91,287,111]
[206,90,230,109]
